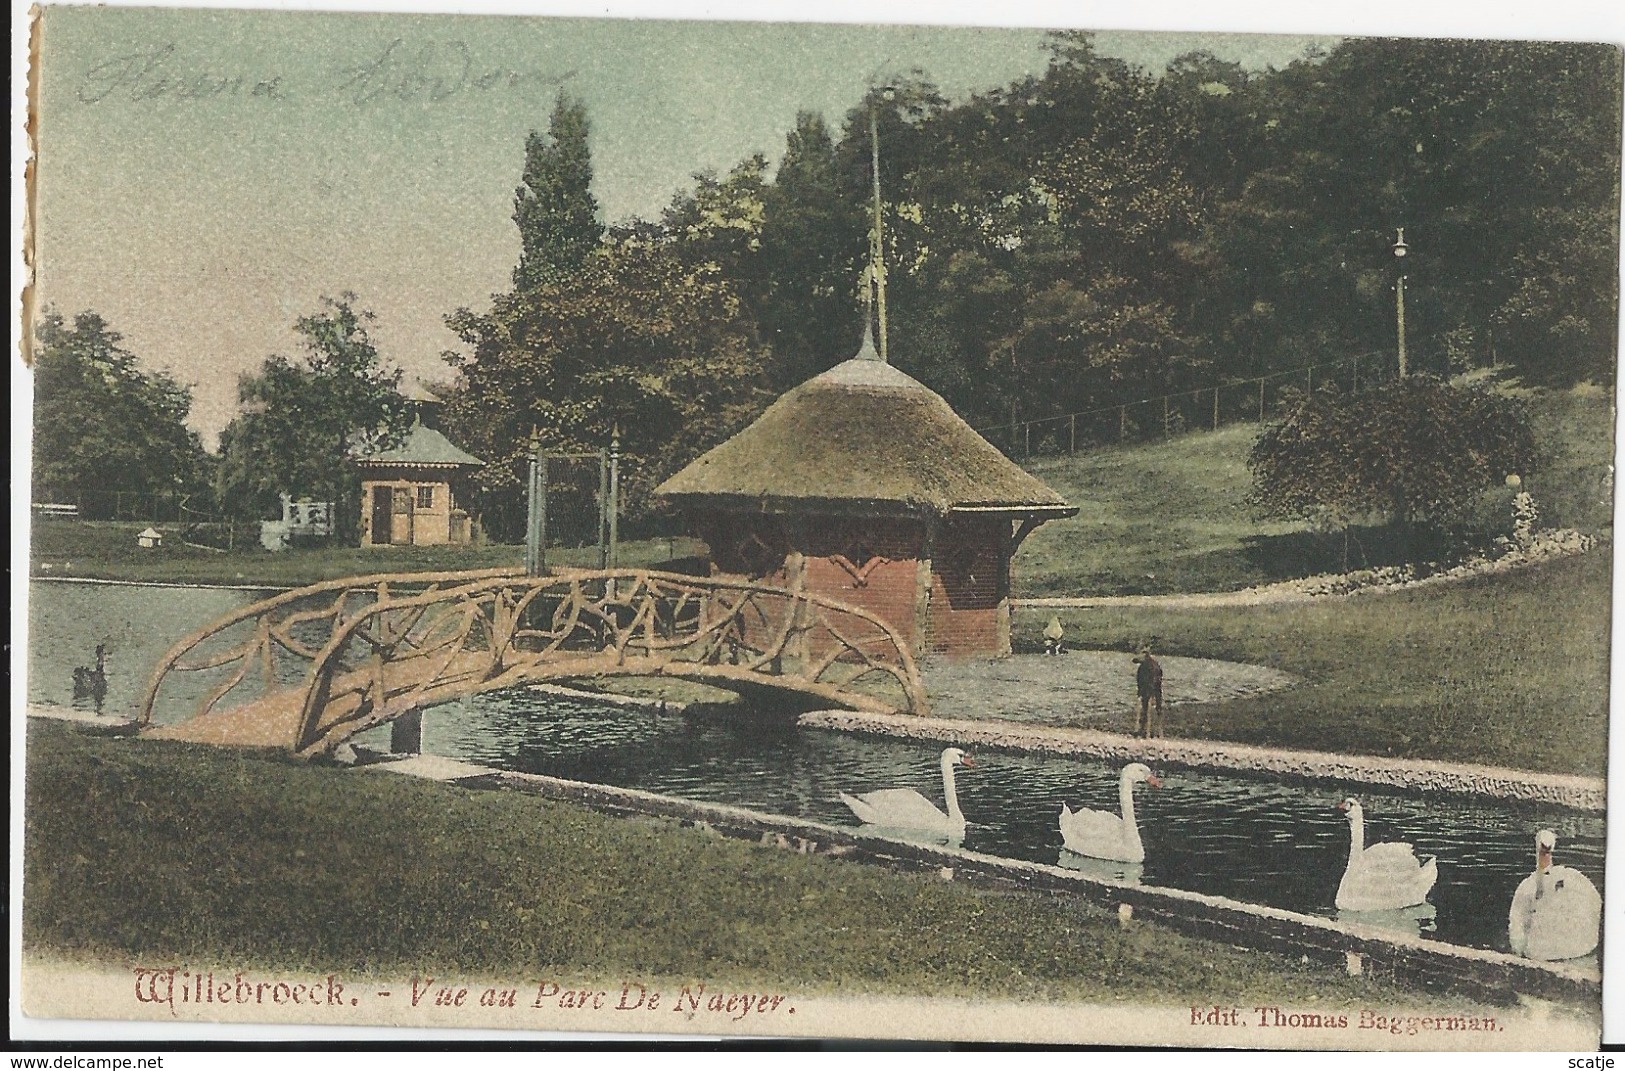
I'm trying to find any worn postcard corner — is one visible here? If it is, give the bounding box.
[13,0,1621,1051]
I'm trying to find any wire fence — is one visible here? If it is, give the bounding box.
[981,349,1404,459]
[29,488,222,525]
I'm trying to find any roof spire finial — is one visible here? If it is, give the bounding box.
[868,84,894,364]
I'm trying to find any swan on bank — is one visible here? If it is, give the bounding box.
[839,747,974,841]
[1508,829,1601,961]
[1060,763,1162,863]
[1334,797,1438,912]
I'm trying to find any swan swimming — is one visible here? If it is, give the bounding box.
[1508,829,1600,961]
[1059,762,1162,863]
[839,747,974,841]
[1334,797,1438,912]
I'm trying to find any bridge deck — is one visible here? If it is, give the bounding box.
[139,568,927,754]
[146,653,480,748]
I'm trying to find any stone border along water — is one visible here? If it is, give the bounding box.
[360,756,1600,1007]
[21,706,1602,1005]
[28,574,295,593]
[797,711,1607,812]
[516,686,1606,812]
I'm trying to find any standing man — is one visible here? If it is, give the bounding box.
[1132,645,1164,738]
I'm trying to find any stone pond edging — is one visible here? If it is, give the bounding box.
[365,760,1600,1006]
[796,711,1607,812]
[24,705,1601,1005]
[25,693,1602,812]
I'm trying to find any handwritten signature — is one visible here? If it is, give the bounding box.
[335,38,573,106]
[77,43,286,104]
[76,40,572,107]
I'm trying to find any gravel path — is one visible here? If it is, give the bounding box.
[1017,531,1594,611]
[798,710,1607,811]
[922,651,1296,728]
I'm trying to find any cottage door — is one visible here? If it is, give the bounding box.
[391,487,415,545]
[370,486,393,545]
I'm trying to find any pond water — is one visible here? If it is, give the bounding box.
[25,579,1607,961]
[399,686,1605,959]
[25,580,271,717]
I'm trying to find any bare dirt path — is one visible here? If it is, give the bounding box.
[922,651,1295,728]
[1016,531,1593,611]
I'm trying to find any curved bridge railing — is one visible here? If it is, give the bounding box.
[139,567,929,756]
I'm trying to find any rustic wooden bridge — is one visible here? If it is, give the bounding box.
[138,567,929,756]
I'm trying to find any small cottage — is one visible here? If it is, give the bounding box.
[354,422,483,547]
[656,329,1076,659]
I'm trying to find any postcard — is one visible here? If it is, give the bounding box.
[13,1,1622,1049]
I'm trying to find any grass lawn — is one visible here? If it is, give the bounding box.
[1016,550,1612,777]
[29,381,1610,599]
[1017,424,1305,597]
[1012,379,1614,598]
[27,518,702,588]
[1507,381,1616,534]
[21,719,1422,1007]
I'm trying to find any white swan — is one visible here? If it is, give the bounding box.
[1508,829,1601,961]
[1335,797,1438,912]
[1059,763,1162,863]
[839,747,973,840]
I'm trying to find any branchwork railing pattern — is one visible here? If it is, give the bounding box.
[140,567,928,756]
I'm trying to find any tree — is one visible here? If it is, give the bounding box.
[31,309,208,504]
[1248,377,1538,557]
[1195,38,1620,385]
[444,238,770,540]
[512,92,603,291]
[756,113,868,388]
[216,295,408,537]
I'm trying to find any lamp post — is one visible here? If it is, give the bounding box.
[1392,227,1409,379]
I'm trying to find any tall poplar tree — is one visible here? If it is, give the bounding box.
[512,92,603,291]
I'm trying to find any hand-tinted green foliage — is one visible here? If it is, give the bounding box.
[756,113,869,389]
[513,92,604,292]
[1191,38,1620,385]
[731,33,1615,428]
[449,33,1615,534]
[445,238,769,540]
[215,295,408,534]
[1028,550,1610,776]
[1249,376,1539,531]
[30,310,209,500]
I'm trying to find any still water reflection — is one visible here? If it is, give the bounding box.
[399,686,1605,958]
[26,580,1605,961]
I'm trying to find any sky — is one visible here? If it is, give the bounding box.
[28,4,1344,447]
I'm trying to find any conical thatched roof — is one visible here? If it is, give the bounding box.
[657,338,1073,518]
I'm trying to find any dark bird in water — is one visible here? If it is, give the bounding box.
[72,644,108,711]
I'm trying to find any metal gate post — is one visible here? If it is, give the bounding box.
[608,425,621,569]
[597,447,611,571]
[524,431,542,576]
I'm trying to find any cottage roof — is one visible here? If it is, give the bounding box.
[355,423,483,468]
[656,334,1074,517]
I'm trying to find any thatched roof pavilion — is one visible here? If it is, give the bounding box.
[657,331,1076,659]
[660,337,1072,519]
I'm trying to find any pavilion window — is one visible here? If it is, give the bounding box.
[416,485,435,510]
